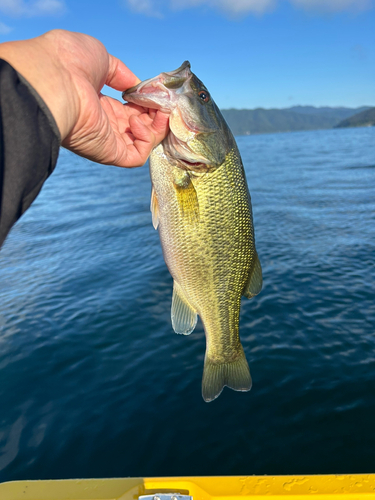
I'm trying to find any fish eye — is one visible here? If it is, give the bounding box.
[198,90,210,103]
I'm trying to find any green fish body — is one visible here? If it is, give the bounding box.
[123,62,262,402]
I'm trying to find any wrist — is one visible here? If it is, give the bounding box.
[0,32,79,141]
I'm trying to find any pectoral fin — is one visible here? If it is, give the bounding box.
[243,251,263,298]
[173,171,199,225]
[171,281,197,335]
[150,186,159,230]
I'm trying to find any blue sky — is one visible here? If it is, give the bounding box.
[0,0,374,109]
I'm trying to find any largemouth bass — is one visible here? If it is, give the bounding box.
[123,61,262,402]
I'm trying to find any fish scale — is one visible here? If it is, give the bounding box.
[150,146,256,383]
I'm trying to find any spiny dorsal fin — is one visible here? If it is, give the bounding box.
[243,251,263,299]
[150,186,159,230]
[171,281,197,335]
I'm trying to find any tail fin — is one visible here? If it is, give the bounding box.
[202,349,252,402]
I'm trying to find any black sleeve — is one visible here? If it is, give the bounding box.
[0,59,60,248]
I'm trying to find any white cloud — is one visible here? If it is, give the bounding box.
[126,0,163,17]
[0,0,65,17]
[171,0,276,15]
[125,0,374,16]
[33,0,65,15]
[0,20,12,33]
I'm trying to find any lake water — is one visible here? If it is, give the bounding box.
[0,127,374,481]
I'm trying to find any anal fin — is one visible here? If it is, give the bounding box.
[243,251,263,299]
[171,281,197,335]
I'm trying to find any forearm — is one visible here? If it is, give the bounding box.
[0,59,60,247]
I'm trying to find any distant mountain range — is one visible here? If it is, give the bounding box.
[220,106,372,136]
[335,107,375,129]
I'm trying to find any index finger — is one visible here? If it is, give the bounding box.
[106,54,141,91]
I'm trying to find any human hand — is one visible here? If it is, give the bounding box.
[0,30,170,168]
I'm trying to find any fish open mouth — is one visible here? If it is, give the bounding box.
[122,61,192,113]
[122,82,171,112]
[136,79,170,101]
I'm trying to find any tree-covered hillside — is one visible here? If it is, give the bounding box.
[220,106,371,136]
[334,107,375,129]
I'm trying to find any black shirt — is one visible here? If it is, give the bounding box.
[0,59,60,248]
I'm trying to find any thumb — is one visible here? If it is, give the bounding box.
[106,54,141,91]
[150,111,170,144]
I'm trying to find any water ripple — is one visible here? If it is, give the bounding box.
[1,127,375,480]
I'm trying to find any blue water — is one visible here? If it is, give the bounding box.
[0,127,374,481]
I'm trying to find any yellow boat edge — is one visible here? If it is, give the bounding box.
[1,474,375,500]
